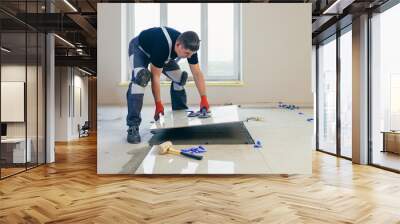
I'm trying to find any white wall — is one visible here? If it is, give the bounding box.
[54,67,89,141]
[98,4,125,105]
[98,3,312,106]
[55,67,69,141]
[71,74,89,138]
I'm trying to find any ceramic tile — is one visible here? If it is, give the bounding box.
[150,105,242,131]
[242,108,313,174]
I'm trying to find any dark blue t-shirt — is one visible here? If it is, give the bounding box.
[138,27,199,68]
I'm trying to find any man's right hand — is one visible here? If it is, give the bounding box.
[200,95,210,112]
[154,101,164,121]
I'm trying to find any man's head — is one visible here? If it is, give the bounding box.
[175,31,200,58]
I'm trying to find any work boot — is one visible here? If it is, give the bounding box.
[127,126,141,144]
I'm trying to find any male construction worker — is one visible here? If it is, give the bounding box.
[126,26,210,144]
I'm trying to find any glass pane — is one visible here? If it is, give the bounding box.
[27,31,38,169]
[340,30,352,158]
[168,3,201,77]
[208,4,234,79]
[318,37,337,154]
[0,1,26,13]
[126,3,160,81]
[133,3,160,36]
[371,3,400,171]
[390,75,400,130]
[1,30,28,177]
[0,2,27,32]
[39,1,46,14]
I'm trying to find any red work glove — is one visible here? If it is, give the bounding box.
[200,95,210,112]
[154,101,164,121]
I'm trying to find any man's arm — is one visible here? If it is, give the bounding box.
[150,64,165,120]
[150,64,163,102]
[190,63,210,111]
[189,63,206,97]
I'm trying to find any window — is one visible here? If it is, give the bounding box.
[0,1,47,179]
[317,36,337,155]
[339,28,352,158]
[316,27,353,159]
[124,3,241,82]
[131,4,160,40]
[371,3,400,171]
[390,74,400,130]
[167,3,201,77]
[208,4,236,80]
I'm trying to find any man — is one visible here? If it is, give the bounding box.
[126,26,210,144]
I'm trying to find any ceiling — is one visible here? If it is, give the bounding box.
[0,0,394,75]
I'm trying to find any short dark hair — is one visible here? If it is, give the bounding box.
[177,31,200,52]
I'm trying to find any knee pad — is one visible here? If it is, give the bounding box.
[171,71,187,91]
[180,71,188,86]
[163,61,187,87]
[166,70,188,87]
[134,68,151,87]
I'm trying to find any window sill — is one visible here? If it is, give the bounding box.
[118,80,244,87]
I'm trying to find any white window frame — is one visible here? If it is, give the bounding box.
[123,3,241,83]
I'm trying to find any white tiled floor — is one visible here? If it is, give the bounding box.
[240,108,314,174]
[97,106,155,174]
[98,104,314,174]
[135,144,270,174]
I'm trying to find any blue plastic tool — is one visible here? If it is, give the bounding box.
[181,145,207,154]
[186,109,210,118]
[198,107,211,119]
[254,140,262,149]
[279,103,300,110]
[187,110,200,117]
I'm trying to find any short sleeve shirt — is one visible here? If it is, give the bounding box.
[138,27,199,68]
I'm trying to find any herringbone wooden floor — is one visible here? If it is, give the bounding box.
[1,135,400,224]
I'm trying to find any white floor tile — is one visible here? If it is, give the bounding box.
[150,105,242,131]
[135,144,270,174]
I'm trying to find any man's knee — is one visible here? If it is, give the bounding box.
[165,69,188,87]
[133,67,151,87]
[179,71,188,86]
[168,71,187,91]
[163,60,189,90]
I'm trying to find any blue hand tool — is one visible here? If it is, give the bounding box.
[254,140,262,149]
[181,145,208,154]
